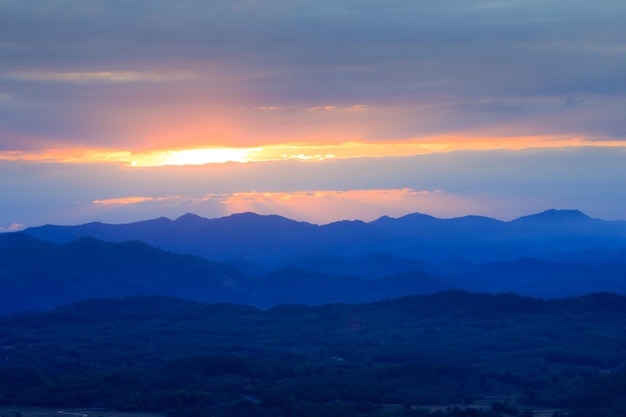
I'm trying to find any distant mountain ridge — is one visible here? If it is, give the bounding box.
[3,209,626,315]
[20,209,626,263]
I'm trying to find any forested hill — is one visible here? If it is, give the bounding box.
[1,292,626,416]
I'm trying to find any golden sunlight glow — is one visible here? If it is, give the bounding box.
[93,197,155,205]
[89,188,490,224]
[2,136,626,167]
[129,147,263,166]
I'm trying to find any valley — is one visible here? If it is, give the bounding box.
[1,293,626,416]
[2,210,626,416]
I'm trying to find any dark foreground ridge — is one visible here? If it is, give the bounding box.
[1,293,626,416]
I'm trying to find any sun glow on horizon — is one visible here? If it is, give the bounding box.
[127,147,264,166]
[2,136,626,167]
[89,188,490,224]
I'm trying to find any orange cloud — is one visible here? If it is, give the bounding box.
[3,136,626,167]
[90,188,491,224]
[0,148,133,164]
[217,189,477,223]
[92,196,191,206]
[0,223,25,232]
[93,197,155,205]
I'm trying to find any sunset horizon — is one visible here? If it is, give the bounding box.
[4,3,626,413]
[2,0,626,229]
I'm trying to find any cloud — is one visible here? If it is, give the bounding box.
[88,188,485,224]
[212,189,471,224]
[3,137,626,166]
[93,195,193,206]
[2,146,626,227]
[3,2,624,90]
[5,70,190,83]
[93,197,155,205]
[250,104,367,113]
[307,104,367,112]
[0,223,25,232]
[1,1,626,228]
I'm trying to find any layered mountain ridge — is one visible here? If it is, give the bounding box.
[21,209,626,263]
[1,209,626,314]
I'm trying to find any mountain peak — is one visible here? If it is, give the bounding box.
[370,211,436,226]
[228,212,265,219]
[540,209,588,218]
[174,213,205,223]
[513,209,590,223]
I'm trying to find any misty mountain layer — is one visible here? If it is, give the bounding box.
[2,209,626,314]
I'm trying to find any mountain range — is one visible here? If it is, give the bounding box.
[1,209,626,314]
[21,209,626,263]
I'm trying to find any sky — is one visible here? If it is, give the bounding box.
[1,0,626,229]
